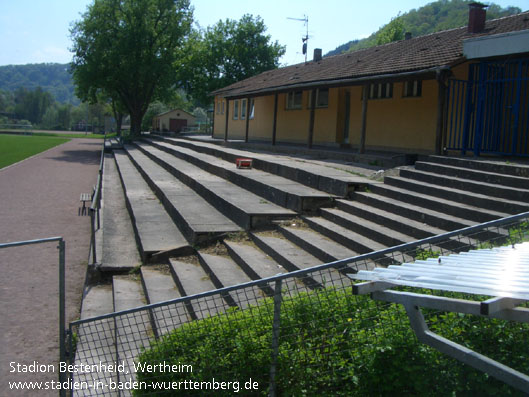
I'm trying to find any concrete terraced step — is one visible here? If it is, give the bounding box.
[335,199,477,252]
[321,207,416,248]
[303,216,386,254]
[223,240,295,295]
[399,167,529,202]
[336,199,449,239]
[384,175,529,214]
[278,225,360,269]
[352,190,475,231]
[223,240,287,277]
[125,145,241,243]
[169,258,229,320]
[147,139,335,212]
[101,153,141,271]
[198,253,261,308]
[114,150,191,262]
[369,182,509,223]
[302,216,410,266]
[426,155,529,178]
[415,161,529,190]
[134,142,295,229]
[74,284,117,396]
[113,276,152,396]
[155,137,377,196]
[251,233,349,289]
[140,267,188,337]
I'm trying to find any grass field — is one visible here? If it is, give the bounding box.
[0,134,71,169]
[0,130,116,139]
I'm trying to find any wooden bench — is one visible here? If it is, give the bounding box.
[79,185,96,216]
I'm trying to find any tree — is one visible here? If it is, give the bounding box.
[142,101,168,131]
[70,0,193,136]
[375,15,405,45]
[109,96,127,135]
[185,15,285,105]
[14,87,54,124]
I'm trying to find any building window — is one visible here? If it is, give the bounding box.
[241,99,247,120]
[233,100,239,120]
[221,101,225,114]
[216,101,219,115]
[286,91,303,109]
[308,88,329,108]
[367,83,393,99]
[403,80,422,97]
[249,99,255,119]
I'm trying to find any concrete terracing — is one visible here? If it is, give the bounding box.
[79,135,529,372]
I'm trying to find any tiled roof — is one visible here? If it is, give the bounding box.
[213,12,529,98]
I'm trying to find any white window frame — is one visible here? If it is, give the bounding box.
[368,83,393,99]
[233,100,239,120]
[241,99,247,120]
[308,88,329,108]
[249,99,255,120]
[403,80,422,98]
[286,91,303,110]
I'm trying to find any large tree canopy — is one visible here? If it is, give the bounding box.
[70,0,193,136]
[185,15,286,105]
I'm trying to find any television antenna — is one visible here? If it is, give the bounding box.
[287,15,309,62]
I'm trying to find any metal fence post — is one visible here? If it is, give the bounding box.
[269,279,283,397]
[97,167,102,230]
[68,324,74,397]
[90,209,97,264]
[58,239,67,397]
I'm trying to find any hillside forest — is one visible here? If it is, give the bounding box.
[326,0,521,56]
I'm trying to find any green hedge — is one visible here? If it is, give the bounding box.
[136,287,528,396]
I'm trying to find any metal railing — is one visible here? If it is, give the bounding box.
[89,141,105,264]
[0,237,67,397]
[68,212,529,396]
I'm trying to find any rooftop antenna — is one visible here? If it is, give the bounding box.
[287,15,309,62]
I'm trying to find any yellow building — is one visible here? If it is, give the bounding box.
[212,5,529,157]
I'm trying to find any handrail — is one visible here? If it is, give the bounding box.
[0,236,62,248]
[72,210,529,326]
[90,143,105,211]
[89,140,106,264]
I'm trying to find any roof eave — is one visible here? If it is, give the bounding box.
[217,65,452,99]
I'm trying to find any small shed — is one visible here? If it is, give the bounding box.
[152,109,196,133]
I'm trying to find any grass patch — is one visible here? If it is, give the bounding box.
[136,286,528,396]
[32,132,115,139]
[0,134,70,169]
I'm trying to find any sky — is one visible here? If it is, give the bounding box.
[0,0,527,67]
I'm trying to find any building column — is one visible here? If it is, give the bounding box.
[272,93,278,145]
[224,98,230,142]
[359,84,369,154]
[245,97,251,143]
[307,88,316,148]
[436,70,449,155]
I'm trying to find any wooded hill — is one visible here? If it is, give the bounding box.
[325,0,523,57]
[0,63,77,104]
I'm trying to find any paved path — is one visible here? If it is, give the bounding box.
[0,139,101,395]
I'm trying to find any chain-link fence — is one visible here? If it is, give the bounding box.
[69,212,529,396]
